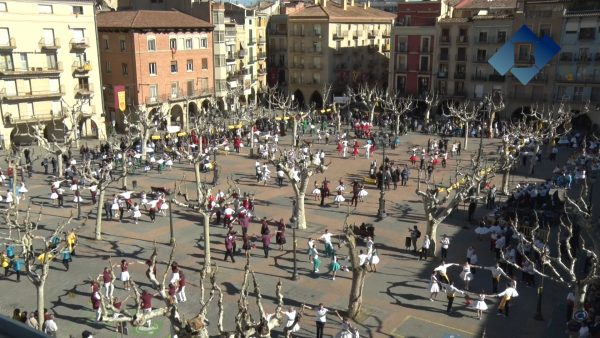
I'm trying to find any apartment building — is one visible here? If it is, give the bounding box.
[0,0,105,148]
[256,12,268,92]
[96,10,214,132]
[434,0,517,106]
[389,0,440,96]
[287,0,395,107]
[554,9,600,117]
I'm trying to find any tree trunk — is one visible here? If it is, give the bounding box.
[57,154,63,178]
[501,169,510,195]
[426,217,438,257]
[201,211,211,273]
[463,121,469,150]
[194,162,204,204]
[36,281,45,331]
[121,154,128,189]
[296,193,307,230]
[336,112,342,134]
[347,267,367,319]
[141,128,150,160]
[488,112,495,138]
[369,108,375,125]
[292,117,298,148]
[95,188,106,240]
[574,283,588,313]
[424,108,431,124]
[395,113,401,135]
[249,127,255,158]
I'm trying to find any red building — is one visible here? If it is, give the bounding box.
[390,1,440,96]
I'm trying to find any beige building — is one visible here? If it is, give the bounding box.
[0,0,105,147]
[287,0,395,107]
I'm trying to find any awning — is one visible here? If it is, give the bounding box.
[151,135,161,140]
[177,132,187,136]
[167,125,181,133]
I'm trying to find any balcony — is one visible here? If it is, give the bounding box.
[69,37,89,50]
[225,38,236,45]
[440,36,450,45]
[74,83,93,96]
[514,55,535,67]
[0,63,63,77]
[453,90,467,97]
[238,50,247,59]
[488,74,505,82]
[257,52,267,60]
[226,53,236,63]
[456,54,466,62]
[559,53,574,63]
[472,56,488,63]
[72,61,92,75]
[382,44,391,52]
[575,54,592,63]
[5,107,69,124]
[368,31,376,39]
[39,37,60,50]
[437,71,448,79]
[258,37,266,45]
[352,32,359,39]
[456,35,468,44]
[0,37,16,50]
[248,57,256,64]
[0,85,64,101]
[314,30,322,38]
[454,72,466,80]
[529,74,547,83]
[439,53,449,61]
[471,74,487,81]
[418,67,430,74]
[556,74,600,84]
[248,39,256,46]
[382,31,390,38]
[333,32,347,40]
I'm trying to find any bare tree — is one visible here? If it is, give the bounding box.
[268,89,308,148]
[415,141,493,254]
[498,102,575,194]
[349,84,384,124]
[124,103,169,160]
[340,211,369,319]
[272,147,329,229]
[1,208,81,330]
[444,100,484,151]
[423,92,440,125]
[484,92,506,138]
[384,93,414,136]
[501,183,598,316]
[26,98,89,176]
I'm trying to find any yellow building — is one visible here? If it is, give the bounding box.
[0,0,105,147]
[256,12,268,92]
[287,0,395,107]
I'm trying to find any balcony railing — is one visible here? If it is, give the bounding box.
[514,55,535,66]
[439,53,449,61]
[488,74,505,82]
[454,72,466,80]
[257,52,267,60]
[0,63,63,76]
[472,55,488,63]
[5,107,69,124]
[333,32,347,40]
[382,44,391,52]
[456,54,466,62]
[440,36,450,44]
[368,45,379,52]
[556,74,600,84]
[226,53,236,62]
[368,31,376,39]
[0,85,64,101]
[559,53,574,62]
[248,39,256,45]
[471,74,487,81]
[72,61,92,73]
[74,83,93,96]
[437,71,448,79]
[69,37,89,49]
[382,31,390,38]
[39,37,60,49]
[456,35,468,44]
[0,37,16,50]
[248,57,256,64]
[258,37,266,44]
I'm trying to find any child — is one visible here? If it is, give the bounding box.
[329,255,341,280]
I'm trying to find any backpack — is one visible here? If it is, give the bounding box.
[416,230,422,238]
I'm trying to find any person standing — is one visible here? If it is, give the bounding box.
[314,303,329,338]
[329,255,341,280]
[484,262,508,293]
[444,281,464,314]
[281,307,301,336]
[275,219,286,250]
[420,235,430,261]
[99,267,115,299]
[91,282,102,321]
[140,290,157,328]
[44,314,58,337]
[474,292,488,320]
[318,229,335,257]
[261,230,273,258]
[429,271,441,301]
[177,271,187,303]
[434,261,457,284]
[496,281,519,317]
[440,234,450,260]
[408,226,420,252]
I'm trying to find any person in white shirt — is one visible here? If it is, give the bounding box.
[358,250,369,267]
[496,281,519,317]
[44,314,58,337]
[434,261,458,283]
[318,229,335,257]
[313,303,329,338]
[419,234,431,261]
[440,234,450,260]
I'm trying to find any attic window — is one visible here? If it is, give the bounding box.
[73,6,83,15]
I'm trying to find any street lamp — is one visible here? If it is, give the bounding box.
[534,254,546,320]
[377,133,387,219]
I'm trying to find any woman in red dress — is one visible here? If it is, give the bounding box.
[352,141,360,159]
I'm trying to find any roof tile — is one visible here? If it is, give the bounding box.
[97,10,213,30]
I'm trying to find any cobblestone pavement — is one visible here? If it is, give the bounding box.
[0,130,585,338]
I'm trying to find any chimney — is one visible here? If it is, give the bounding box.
[323,0,327,7]
[342,0,346,10]
[350,0,354,6]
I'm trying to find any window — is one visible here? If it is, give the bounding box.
[186,59,193,71]
[314,24,321,36]
[539,24,551,37]
[476,49,487,61]
[170,82,179,97]
[215,54,225,67]
[185,38,193,50]
[169,38,177,50]
[201,58,208,70]
[421,37,430,52]
[579,27,596,40]
[200,37,208,48]
[478,31,487,43]
[38,4,53,14]
[187,80,194,96]
[199,77,209,90]
[497,31,507,43]
[215,31,224,43]
[19,53,28,70]
[105,61,111,73]
[515,44,532,64]
[149,85,158,100]
[121,63,128,75]
[103,38,109,50]
[46,54,57,69]
[419,56,429,72]
[170,61,178,73]
[0,3,6,11]
[119,39,126,52]
[149,62,157,75]
[73,6,83,15]
[147,39,156,51]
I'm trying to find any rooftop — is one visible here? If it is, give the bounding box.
[455,0,517,9]
[97,10,213,30]
[288,1,396,22]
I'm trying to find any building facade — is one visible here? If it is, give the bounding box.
[389,0,440,96]
[97,10,214,132]
[287,0,395,107]
[0,0,105,147]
